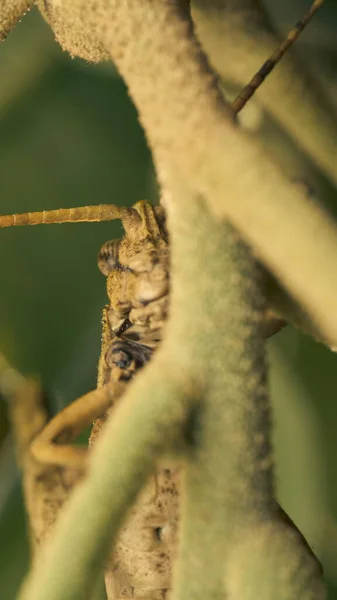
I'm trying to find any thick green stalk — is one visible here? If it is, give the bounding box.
[167,192,273,599]
[163,184,324,599]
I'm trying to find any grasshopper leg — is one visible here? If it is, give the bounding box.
[30,381,125,471]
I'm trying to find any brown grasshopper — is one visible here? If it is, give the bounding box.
[0,0,324,596]
[3,200,181,598]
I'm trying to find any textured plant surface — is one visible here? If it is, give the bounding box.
[0,1,336,599]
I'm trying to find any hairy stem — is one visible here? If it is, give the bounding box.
[163,180,323,599]
[167,190,272,599]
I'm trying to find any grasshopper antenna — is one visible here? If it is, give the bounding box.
[0,204,140,230]
[232,0,325,114]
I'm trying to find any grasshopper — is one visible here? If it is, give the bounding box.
[3,200,180,599]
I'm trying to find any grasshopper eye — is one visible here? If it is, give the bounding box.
[98,240,121,276]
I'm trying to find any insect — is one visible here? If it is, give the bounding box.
[89,201,179,599]
[2,200,181,598]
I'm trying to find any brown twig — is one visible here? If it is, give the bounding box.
[232,0,325,113]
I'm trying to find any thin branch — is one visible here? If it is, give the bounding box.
[232,0,325,113]
[18,364,192,600]
[191,0,337,185]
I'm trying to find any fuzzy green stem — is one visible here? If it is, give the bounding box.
[165,190,273,599]
[18,367,192,600]
[164,183,323,599]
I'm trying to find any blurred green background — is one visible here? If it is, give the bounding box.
[0,1,336,598]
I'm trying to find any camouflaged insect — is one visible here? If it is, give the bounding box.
[90,201,180,599]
